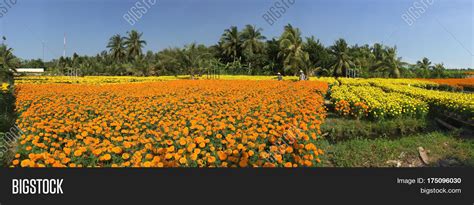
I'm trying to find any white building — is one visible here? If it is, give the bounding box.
[15,68,45,76]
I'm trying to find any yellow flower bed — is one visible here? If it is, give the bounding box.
[15,75,339,84]
[331,85,429,120]
[338,78,438,88]
[13,80,328,168]
[315,77,340,86]
[374,82,474,120]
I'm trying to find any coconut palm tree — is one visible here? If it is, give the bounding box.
[369,46,402,78]
[124,30,147,60]
[382,47,401,78]
[156,47,182,76]
[432,63,445,78]
[304,36,332,76]
[416,57,432,78]
[417,57,432,70]
[180,43,209,79]
[372,43,385,62]
[0,45,16,72]
[278,24,307,75]
[220,26,242,63]
[107,34,126,62]
[329,38,353,77]
[241,25,266,56]
[241,25,266,74]
[0,43,17,87]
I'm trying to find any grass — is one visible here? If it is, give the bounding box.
[321,116,432,142]
[319,131,474,167]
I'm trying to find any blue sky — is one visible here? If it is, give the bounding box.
[0,0,472,68]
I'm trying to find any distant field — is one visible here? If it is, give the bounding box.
[422,78,474,91]
[14,75,335,84]
[4,76,473,168]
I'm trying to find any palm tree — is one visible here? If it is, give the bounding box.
[329,38,353,77]
[156,47,182,76]
[372,43,385,62]
[107,34,126,62]
[241,25,266,74]
[180,43,208,79]
[432,63,445,78]
[303,36,332,76]
[350,44,372,71]
[369,46,402,78]
[416,57,432,70]
[0,43,17,86]
[124,30,147,60]
[132,55,151,76]
[416,57,432,78]
[382,47,401,78]
[220,26,242,62]
[241,25,266,56]
[0,45,16,72]
[278,24,307,75]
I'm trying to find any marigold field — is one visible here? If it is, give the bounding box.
[12,80,328,168]
[7,76,474,168]
[422,78,474,91]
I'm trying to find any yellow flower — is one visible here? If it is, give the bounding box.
[207,156,216,163]
[143,161,152,167]
[73,150,83,157]
[1,83,9,92]
[100,154,112,161]
[122,153,130,160]
[179,157,187,164]
[112,147,123,154]
[20,159,31,167]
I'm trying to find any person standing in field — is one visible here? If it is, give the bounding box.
[277,72,282,81]
[299,70,306,81]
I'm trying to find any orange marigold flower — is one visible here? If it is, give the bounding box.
[20,159,31,167]
[217,151,227,161]
[239,160,248,167]
[207,156,216,163]
[101,154,112,161]
[12,159,19,166]
[112,147,123,154]
[122,153,130,160]
[74,150,83,157]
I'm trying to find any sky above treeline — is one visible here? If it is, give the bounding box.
[0,0,472,68]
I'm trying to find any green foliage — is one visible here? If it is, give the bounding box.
[278,24,307,75]
[0,42,17,165]
[321,117,431,142]
[320,132,474,167]
[329,39,353,77]
[16,26,470,78]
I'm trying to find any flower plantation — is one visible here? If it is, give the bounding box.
[12,80,328,167]
[331,85,428,120]
[329,78,473,121]
[7,76,474,168]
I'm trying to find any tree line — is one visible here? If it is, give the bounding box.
[4,25,473,78]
